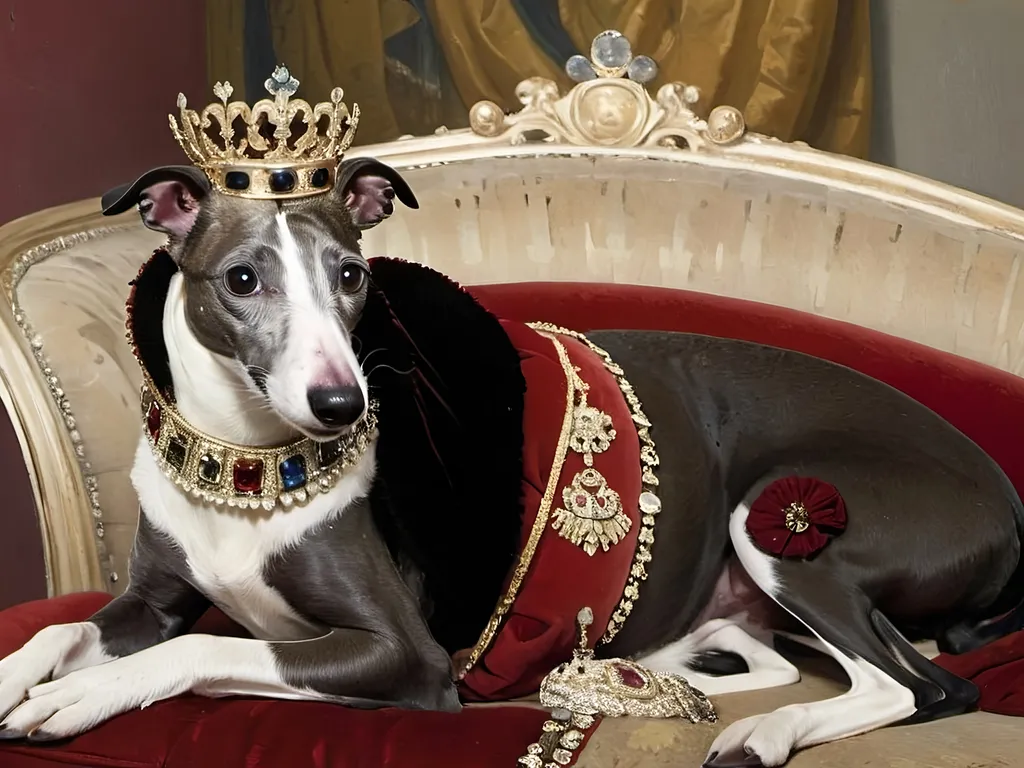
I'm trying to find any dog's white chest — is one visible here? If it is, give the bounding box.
[130,439,372,641]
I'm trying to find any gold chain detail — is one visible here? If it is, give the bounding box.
[526,323,662,646]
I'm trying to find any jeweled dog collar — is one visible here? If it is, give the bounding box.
[125,254,378,512]
[138,380,378,511]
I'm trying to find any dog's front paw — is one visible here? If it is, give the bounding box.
[0,657,170,741]
[0,623,101,730]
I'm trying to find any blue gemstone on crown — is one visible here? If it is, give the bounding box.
[311,168,330,188]
[279,455,307,491]
[270,170,296,193]
[225,172,250,190]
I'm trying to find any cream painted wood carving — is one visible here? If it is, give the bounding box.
[2,29,1024,594]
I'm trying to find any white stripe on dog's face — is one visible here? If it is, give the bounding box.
[261,212,368,437]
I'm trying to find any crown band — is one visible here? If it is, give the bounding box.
[169,65,359,201]
[219,160,337,200]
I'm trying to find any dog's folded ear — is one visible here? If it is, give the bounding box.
[101,165,210,239]
[338,158,418,230]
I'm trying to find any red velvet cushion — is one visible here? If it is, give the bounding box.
[4,281,1024,766]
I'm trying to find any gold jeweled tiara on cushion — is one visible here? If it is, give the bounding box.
[169,65,359,200]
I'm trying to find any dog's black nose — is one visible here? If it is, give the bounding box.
[307,386,365,428]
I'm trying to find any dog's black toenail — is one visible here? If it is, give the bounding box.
[27,729,54,742]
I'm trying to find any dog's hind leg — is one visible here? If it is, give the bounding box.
[704,502,938,768]
[637,618,800,696]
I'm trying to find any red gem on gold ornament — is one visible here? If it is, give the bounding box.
[146,401,161,441]
[614,663,646,689]
[233,458,264,494]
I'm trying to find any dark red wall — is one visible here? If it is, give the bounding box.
[0,0,208,607]
[0,0,208,226]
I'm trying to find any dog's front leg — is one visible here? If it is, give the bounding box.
[0,516,209,737]
[1,626,459,740]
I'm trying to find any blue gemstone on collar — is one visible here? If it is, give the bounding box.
[279,454,307,491]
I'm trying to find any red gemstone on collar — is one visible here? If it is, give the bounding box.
[614,664,646,689]
[146,401,161,441]
[233,458,264,494]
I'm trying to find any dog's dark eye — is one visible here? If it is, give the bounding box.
[339,264,366,294]
[225,264,260,296]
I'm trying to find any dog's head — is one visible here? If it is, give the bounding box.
[103,158,417,440]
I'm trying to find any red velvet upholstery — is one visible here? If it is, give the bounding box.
[3,281,1024,767]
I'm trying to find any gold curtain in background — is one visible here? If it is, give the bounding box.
[208,0,871,157]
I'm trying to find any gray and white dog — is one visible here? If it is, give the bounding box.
[0,158,1020,768]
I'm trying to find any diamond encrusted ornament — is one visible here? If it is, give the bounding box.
[551,359,631,554]
[517,607,716,767]
[553,467,631,555]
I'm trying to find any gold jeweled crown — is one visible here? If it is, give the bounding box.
[169,65,359,200]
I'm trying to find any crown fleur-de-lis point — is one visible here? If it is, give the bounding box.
[266,65,300,100]
[212,81,234,105]
[565,30,659,85]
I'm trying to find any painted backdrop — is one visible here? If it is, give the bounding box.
[208,0,872,157]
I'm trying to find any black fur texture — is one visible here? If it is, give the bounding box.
[354,258,526,653]
[128,250,179,396]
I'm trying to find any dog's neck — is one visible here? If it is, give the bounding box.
[162,273,297,447]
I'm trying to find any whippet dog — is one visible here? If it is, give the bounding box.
[0,159,1020,768]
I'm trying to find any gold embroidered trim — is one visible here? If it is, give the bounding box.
[527,323,663,646]
[458,330,577,677]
